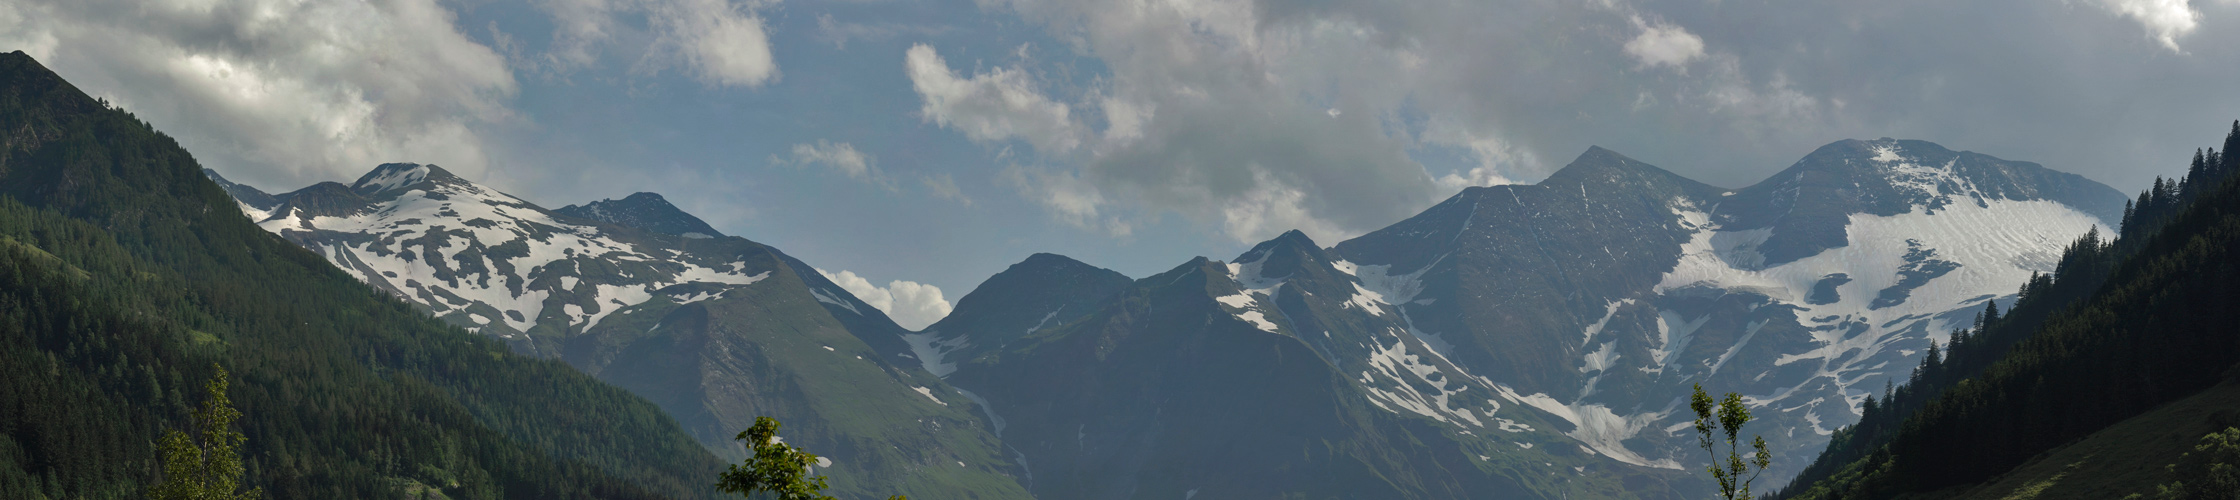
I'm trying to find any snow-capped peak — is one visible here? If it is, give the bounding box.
[349,163,437,197]
[243,163,777,354]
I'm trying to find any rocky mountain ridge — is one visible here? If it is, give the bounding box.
[211,136,2124,498]
[920,138,2122,496]
[210,164,1032,499]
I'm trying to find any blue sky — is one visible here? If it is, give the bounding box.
[6,0,2240,328]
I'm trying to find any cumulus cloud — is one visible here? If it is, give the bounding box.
[909,3,1449,244]
[818,269,953,330]
[522,0,777,86]
[1624,17,1706,71]
[999,164,1122,235]
[778,140,982,204]
[0,0,516,188]
[648,0,778,87]
[779,140,882,182]
[951,0,2240,244]
[1220,168,1351,244]
[2096,0,2202,51]
[904,44,1084,153]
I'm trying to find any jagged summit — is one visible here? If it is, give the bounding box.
[556,191,724,238]
[1234,229,1328,265]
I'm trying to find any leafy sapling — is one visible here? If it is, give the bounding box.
[1692,383,1771,500]
[718,416,908,500]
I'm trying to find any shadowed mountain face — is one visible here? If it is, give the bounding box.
[903,253,1134,376]
[210,163,1031,499]
[557,192,725,238]
[910,141,2123,497]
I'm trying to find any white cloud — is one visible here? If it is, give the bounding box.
[522,0,778,86]
[781,140,881,181]
[532,0,622,70]
[1220,168,1351,245]
[904,44,1084,153]
[818,269,953,330]
[1424,120,1532,192]
[1000,164,1118,234]
[649,0,778,87]
[1624,17,1706,71]
[2096,0,2202,51]
[0,0,517,187]
[920,173,975,206]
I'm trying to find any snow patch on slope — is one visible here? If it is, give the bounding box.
[1659,177,2106,414]
[1217,255,1288,334]
[1495,386,1683,469]
[900,329,971,377]
[912,386,948,406]
[256,167,773,337]
[1361,331,1484,427]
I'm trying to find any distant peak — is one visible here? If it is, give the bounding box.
[1580,145,1624,158]
[1267,229,1321,253]
[1233,229,1328,267]
[348,163,459,197]
[1018,252,1092,269]
[554,191,724,238]
[1543,146,1652,183]
[1538,146,1724,196]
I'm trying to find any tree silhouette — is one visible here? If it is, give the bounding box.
[1693,384,1770,500]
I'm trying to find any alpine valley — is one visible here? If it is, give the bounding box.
[212,124,2122,496]
[0,42,2140,499]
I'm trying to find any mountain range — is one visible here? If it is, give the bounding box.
[209,123,2123,496]
[208,163,1027,499]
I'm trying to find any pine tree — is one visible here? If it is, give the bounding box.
[2186,149,2208,196]
[1979,301,2000,330]
[2222,121,2239,175]
[149,365,261,500]
[2123,200,2137,232]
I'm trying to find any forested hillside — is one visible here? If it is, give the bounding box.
[1780,122,2240,498]
[0,51,726,499]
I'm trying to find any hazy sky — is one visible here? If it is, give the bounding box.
[5,0,2238,329]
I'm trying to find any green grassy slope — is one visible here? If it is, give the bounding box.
[580,254,1033,500]
[0,51,726,499]
[1929,378,2240,500]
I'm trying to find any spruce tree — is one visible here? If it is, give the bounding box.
[2223,121,2239,175]
[148,365,260,500]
